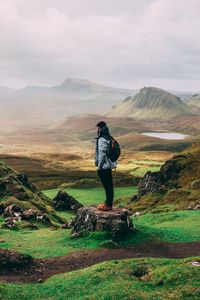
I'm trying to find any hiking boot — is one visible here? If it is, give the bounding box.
[97,204,113,211]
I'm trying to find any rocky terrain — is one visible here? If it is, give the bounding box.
[125,141,200,212]
[0,161,64,228]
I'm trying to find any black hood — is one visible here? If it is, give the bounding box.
[96,126,110,139]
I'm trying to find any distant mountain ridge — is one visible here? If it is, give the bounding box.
[0,78,135,97]
[0,78,199,128]
[0,78,137,128]
[107,87,196,120]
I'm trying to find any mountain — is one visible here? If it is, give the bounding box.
[171,91,195,101]
[0,78,137,128]
[187,94,200,113]
[107,87,195,121]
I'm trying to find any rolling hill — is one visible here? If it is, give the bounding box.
[107,87,195,121]
[187,94,200,113]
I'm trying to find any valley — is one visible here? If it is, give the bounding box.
[0,81,199,300]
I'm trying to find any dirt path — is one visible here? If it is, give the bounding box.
[1,241,200,284]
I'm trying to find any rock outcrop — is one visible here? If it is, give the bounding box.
[71,206,134,237]
[0,164,46,201]
[138,155,187,199]
[52,191,83,211]
[3,204,23,218]
[137,171,165,198]
[0,161,63,227]
[1,204,52,228]
[126,143,200,213]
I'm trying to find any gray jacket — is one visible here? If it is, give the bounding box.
[95,136,117,170]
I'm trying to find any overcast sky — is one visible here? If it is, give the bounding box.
[0,0,200,91]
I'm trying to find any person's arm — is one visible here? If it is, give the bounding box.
[98,137,108,170]
[95,139,98,166]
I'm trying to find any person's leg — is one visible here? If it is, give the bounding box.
[103,169,114,206]
[98,169,114,207]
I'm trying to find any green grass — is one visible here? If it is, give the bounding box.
[0,187,138,258]
[0,257,200,299]
[43,186,138,207]
[0,209,199,299]
[0,221,109,258]
[43,186,138,221]
[133,210,200,243]
[0,210,199,259]
[129,160,163,177]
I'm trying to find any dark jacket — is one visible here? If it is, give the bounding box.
[95,126,117,170]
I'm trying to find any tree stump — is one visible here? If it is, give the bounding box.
[71,206,134,237]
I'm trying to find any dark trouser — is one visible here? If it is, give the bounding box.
[97,168,114,206]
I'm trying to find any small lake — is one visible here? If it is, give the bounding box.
[142,132,189,140]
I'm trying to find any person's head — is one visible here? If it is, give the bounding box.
[96,121,107,134]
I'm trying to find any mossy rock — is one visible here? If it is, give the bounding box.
[191,179,200,189]
[0,162,65,227]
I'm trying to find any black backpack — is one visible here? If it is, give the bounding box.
[107,136,121,162]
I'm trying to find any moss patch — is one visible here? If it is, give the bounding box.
[0,257,199,300]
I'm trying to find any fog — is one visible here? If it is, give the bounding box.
[0,0,200,91]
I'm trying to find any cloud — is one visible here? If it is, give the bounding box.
[0,0,200,90]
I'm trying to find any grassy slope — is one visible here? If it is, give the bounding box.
[122,141,200,214]
[1,258,199,300]
[0,187,138,258]
[0,188,199,299]
[133,210,200,243]
[0,210,199,259]
[129,159,163,177]
[0,148,200,300]
[0,161,64,226]
[109,87,194,121]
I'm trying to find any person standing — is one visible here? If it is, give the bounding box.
[95,121,117,211]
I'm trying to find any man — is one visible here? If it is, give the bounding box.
[95,121,117,211]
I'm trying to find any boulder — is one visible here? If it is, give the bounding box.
[71,206,134,237]
[36,212,52,225]
[3,204,23,218]
[138,171,165,199]
[52,191,83,211]
[0,249,32,269]
[194,204,200,210]
[187,204,200,210]
[60,222,71,229]
[2,217,19,229]
[137,156,186,199]
[22,209,37,220]
[191,179,200,190]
